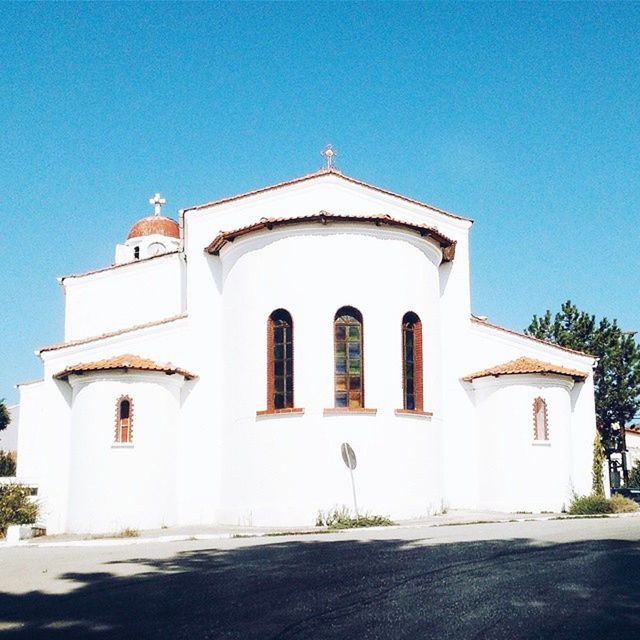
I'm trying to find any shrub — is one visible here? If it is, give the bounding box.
[0,484,38,535]
[629,463,640,490]
[568,494,613,515]
[316,506,394,529]
[0,451,16,477]
[609,494,639,513]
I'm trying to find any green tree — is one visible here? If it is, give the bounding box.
[592,432,605,496]
[0,451,16,477]
[526,301,640,479]
[0,400,9,432]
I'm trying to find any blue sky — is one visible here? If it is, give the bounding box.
[1,2,640,404]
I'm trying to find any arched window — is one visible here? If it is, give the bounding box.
[115,396,133,443]
[267,309,294,410]
[334,306,364,408]
[533,397,548,441]
[402,312,423,411]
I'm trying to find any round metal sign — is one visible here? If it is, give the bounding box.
[341,442,357,470]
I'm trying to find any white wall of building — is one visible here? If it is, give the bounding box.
[15,171,599,533]
[66,371,184,534]
[471,374,582,512]
[211,225,446,525]
[62,252,185,341]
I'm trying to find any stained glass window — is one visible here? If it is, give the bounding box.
[269,309,294,410]
[402,312,423,411]
[334,307,363,408]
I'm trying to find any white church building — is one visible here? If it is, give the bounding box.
[16,161,597,534]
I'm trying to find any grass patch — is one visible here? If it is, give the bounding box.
[609,494,640,513]
[316,506,394,530]
[568,493,639,515]
[114,528,139,538]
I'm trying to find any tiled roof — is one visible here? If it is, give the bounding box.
[38,314,187,354]
[463,356,589,382]
[206,211,456,261]
[184,169,472,222]
[470,315,594,358]
[127,216,180,240]
[54,354,196,380]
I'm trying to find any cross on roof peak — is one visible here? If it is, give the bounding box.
[321,144,337,171]
[149,193,166,216]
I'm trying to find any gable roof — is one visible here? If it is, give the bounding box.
[470,315,594,358]
[463,356,589,382]
[184,169,472,223]
[54,354,196,381]
[206,211,457,261]
[38,314,187,355]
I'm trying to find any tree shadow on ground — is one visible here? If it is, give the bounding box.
[0,535,639,639]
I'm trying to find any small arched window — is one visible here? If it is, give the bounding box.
[334,306,364,408]
[402,312,423,411]
[115,396,133,443]
[133,246,140,260]
[533,397,548,441]
[268,309,294,410]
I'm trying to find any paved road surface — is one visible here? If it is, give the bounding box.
[1,517,639,638]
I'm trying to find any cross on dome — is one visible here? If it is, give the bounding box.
[149,193,166,216]
[321,144,337,170]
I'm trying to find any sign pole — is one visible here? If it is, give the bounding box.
[341,442,359,519]
[349,464,359,519]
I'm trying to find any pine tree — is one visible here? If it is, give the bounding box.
[526,301,640,481]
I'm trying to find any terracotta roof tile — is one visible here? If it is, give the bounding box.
[184,169,472,222]
[54,354,196,381]
[463,356,589,382]
[206,211,456,261]
[127,216,180,240]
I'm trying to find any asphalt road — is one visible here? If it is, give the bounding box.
[1,517,639,639]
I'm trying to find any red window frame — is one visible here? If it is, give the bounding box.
[402,312,423,411]
[267,309,294,411]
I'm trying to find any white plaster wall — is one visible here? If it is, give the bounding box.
[627,432,640,467]
[17,379,72,533]
[182,174,470,526]
[472,375,577,512]
[62,252,185,341]
[66,372,183,534]
[212,225,445,525]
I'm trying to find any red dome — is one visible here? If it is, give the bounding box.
[127,216,180,240]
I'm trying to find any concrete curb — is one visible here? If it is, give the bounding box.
[3,511,639,549]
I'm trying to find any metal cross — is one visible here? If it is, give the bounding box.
[321,144,336,170]
[149,193,166,216]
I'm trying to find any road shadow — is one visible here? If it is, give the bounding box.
[0,535,639,638]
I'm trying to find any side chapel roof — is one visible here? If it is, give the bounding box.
[54,354,196,381]
[206,211,457,261]
[463,356,589,383]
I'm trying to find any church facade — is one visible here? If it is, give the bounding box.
[16,168,597,534]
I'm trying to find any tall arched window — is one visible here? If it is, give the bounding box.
[268,309,294,410]
[115,396,133,443]
[334,306,364,408]
[533,397,548,441]
[402,312,423,411]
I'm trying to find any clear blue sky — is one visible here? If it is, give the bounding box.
[2,2,639,405]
